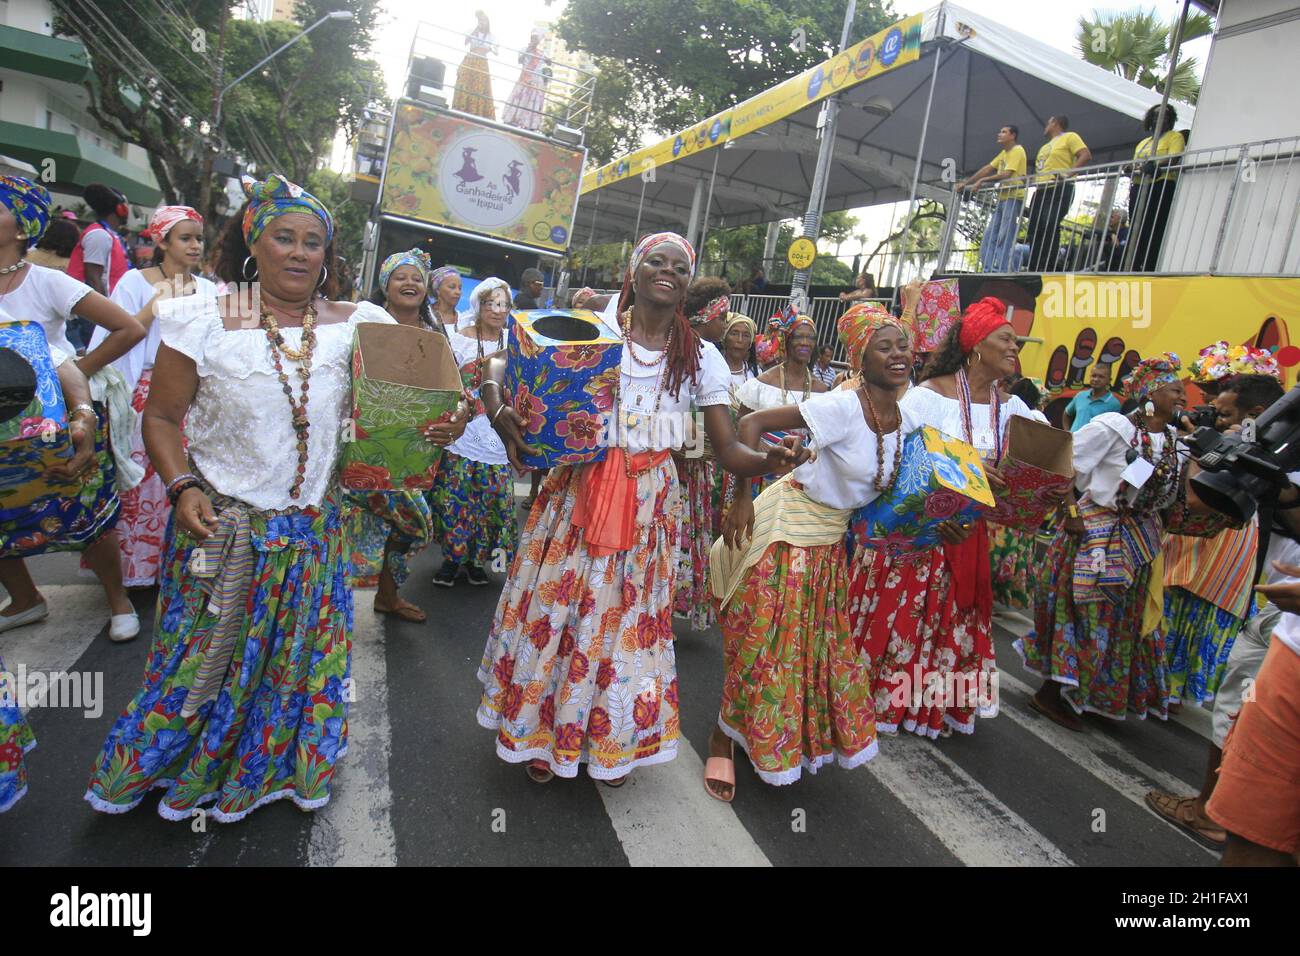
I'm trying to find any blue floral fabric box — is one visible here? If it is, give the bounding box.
[0,321,116,558]
[507,309,621,469]
[848,426,995,556]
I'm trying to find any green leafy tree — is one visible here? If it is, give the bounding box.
[52,0,382,222]
[552,0,896,145]
[1075,7,1213,104]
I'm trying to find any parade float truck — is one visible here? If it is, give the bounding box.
[353,93,587,299]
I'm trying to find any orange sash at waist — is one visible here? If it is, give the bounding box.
[571,447,671,558]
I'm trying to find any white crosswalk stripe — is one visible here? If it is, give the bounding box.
[307,590,398,867]
[595,735,772,867]
[866,734,1075,866]
[1,583,109,710]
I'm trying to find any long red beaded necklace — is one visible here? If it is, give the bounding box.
[260,301,317,500]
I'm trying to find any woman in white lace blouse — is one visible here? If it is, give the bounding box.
[86,175,402,823]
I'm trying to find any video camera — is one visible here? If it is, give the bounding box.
[1187,383,1300,523]
[1182,404,1218,430]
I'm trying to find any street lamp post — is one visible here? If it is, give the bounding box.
[197,9,353,227]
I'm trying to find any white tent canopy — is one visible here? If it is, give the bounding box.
[574,1,1195,247]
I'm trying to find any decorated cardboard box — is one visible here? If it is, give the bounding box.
[913,278,962,352]
[507,309,621,469]
[981,416,1074,530]
[340,323,462,492]
[0,321,78,513]
[848,426,995,556]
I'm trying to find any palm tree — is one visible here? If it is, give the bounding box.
[1076,7,1213,104]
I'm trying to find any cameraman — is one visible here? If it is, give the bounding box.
[1147,373,1289,855]
[1199,374,1300,865]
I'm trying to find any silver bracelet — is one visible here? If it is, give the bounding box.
[69,403,96,421]
[491,402,508,424]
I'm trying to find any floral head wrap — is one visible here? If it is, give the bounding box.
[0,175,52,248]
[1122,352,1182,402]
[147,205,202,242]
[627,231,696,281]
[379,248,433,289]
[240,173,334,246]
[838,303,909,372]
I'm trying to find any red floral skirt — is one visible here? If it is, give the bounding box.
[847,543,998,737]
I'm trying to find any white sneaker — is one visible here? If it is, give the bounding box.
[0,601,49,633]
[108,612,140,643]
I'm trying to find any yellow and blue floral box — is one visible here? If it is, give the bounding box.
[507,309,621,469]
[848,426,995,556]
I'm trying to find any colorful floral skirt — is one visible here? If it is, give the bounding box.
[673,456,716,632]
[476,460,681,780]
[717,540,877,784]
[989,523,1035,609]
[0,403,119,558]
[99,369,167,585]
[0,650,36,813]
[1015,527,1169,720]
[1164,586,1251,706]
[848,543,998,737]
[453,52,495,119]
[503,72,546,131]
[344,488,433,589]
[85,486,353,822]
[427,451,517,569]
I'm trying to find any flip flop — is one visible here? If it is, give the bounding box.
[374,600,427,623]
[525,760,554,784]
[704,750,736,803]
[1144,790,1226,849]
[1028,693,1084,732]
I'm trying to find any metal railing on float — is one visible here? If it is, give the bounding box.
[402,21,596,143]
[934,135,1300,277]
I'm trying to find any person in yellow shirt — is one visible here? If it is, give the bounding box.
[1129,104,1185,272]
[1026,115,1092,272]
[959,124,1028,272]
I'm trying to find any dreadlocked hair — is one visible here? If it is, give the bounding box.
[617,269,702,398]
[920,319,969,381]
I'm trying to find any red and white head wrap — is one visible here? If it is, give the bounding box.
[957,297,1011,353]
[627,231,696,281]
[147,205,202,242]
[689,294,730,327]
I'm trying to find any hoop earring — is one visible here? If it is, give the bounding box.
[242,255,258,280]
[969,350,983,365]
[317,265,329,290]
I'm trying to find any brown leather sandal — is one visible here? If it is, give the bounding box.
[1144,790,1226,849]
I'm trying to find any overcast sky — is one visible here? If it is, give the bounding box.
[361,0,1213,257]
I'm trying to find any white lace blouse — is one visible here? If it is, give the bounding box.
[900,385,1043,458]
[792,389,921,510]
[158,295,395,511]
[1072,412,1178,511]
[616,339,732,453]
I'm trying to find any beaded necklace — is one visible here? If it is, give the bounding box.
[956,366,1004,463]
[260,302,317,499]
[1125,411,1179,512]
[780,362,812,403]
[861,386,904,493]
[472,322,506,390]
[618,307,674,477]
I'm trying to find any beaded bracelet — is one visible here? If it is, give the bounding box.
[167,478,201,507]
[166,472,198,494]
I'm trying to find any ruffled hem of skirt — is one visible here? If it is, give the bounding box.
[475,707,679,780]
[716,716,878,786]
[84,743,347,822]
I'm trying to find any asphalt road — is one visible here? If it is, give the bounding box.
[1,510,1219,867]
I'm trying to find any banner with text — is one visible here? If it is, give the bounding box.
[381,105,586,253]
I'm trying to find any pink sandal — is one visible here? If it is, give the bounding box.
[703,747,736,803]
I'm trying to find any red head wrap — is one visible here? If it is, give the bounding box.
[957,297,1011,353]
